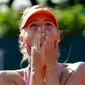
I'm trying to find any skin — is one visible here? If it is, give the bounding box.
[0,13,85,85]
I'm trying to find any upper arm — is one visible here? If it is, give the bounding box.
[60,62,85,85]
[64,62,85,85]
[0,71,17,85]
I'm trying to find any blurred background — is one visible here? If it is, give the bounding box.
[0,0,85,70]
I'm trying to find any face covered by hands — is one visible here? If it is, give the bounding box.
[40,25,60,68]
[31,24,60,71]
[21,13,60,71]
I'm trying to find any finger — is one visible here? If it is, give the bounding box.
[36,27,41,51]
[32,33,36,47]
[32,28,41,52]
[26,44,31,55]
[41,33,46,45]
[40,41,46,55]
[46,28,57,42]
[48,39,53,51]
[46,39,55,53]
[41,26,46,46]
[31,46,36,60]
[55,40,58,51]
[45,39,50,52]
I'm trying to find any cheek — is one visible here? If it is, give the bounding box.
[23,32,34,46]
[46,29,57,42]
[47,27,52,32]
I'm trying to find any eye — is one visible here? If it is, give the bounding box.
[30,23,37,28]
[45,22,53,31]
[29,23,38,31]
[45,22,53,27]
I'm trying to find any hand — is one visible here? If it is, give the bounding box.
[31,27,45,72]
[42,29,59,69]
[44,39,58,68]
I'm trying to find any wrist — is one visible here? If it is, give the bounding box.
[46,67,57,73]
[46,62,57,69]
[30,67,44,85]
[30,68,43,79]
[31,67,41,72]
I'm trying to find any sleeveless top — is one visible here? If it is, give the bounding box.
[23,62,62,85]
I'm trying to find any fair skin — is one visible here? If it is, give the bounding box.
[0,13,85,85]
[23,13,60,85]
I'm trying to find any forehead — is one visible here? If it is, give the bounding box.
[26,13,56,25]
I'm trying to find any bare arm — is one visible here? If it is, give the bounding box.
[60,62,85,85]
[30,69,44,85]
[0,71,25,85]
[45,66,60,85]
[43,35,60,85]
[66,62,85,85]
[0,71,17,85]
[29,29,45,85]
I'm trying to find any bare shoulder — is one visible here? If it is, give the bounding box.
[0,69,25,85]
[60,62,85,85]
[67,61,85,72]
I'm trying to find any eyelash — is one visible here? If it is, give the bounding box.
[29,23,38,31]
[30,23,38,28]
[29,22,54,31]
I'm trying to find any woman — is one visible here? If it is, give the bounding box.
[0,5,85,85]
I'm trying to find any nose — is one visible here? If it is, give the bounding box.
[41,25,46,33]
[37,25,47,38]
[37,25,46,33]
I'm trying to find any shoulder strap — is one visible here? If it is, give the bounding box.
[60,65,74,85]
[57,62,63,79]
[23,66,30,85]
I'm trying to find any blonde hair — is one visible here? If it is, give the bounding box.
[19,5,49,30]
[19,5,50,64]
[19,5,60,65]
[19,29,31,65]
[19,29,60,65]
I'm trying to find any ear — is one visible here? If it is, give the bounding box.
[56,30,60,44]
[19,35,31,55]
[19,35,23,42]
[19,29,25,42]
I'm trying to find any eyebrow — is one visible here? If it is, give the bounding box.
[27,19,38,25]
[30,19,51,22]
[44,19,52,21]
[28,19,54,25]
[44,19,56,25]
[30,19,38,22]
